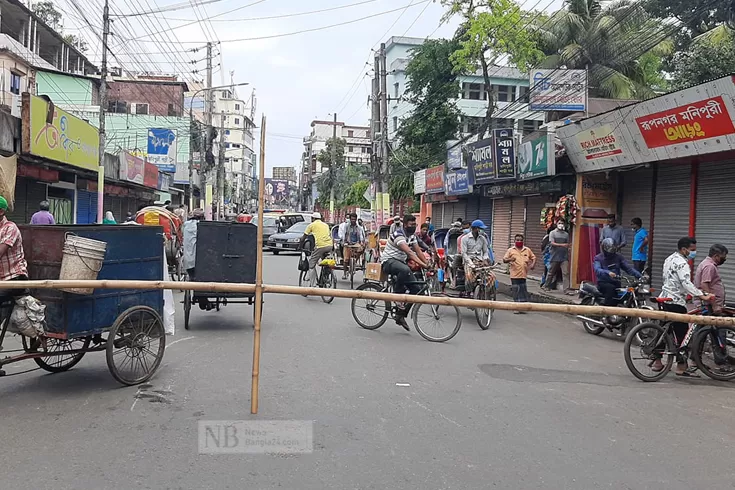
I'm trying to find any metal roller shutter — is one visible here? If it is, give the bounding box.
[7,178,27,224]
[454,199,467,223]
[491,198,511,262]
[465,195,480,221]
[525,195,547,258]
[621,167,654,254]
[478,197,493,229]
[510,196,526,242]
[433,203,445,228]
[695,161,735,293]
[76,190,99,224]
[25,181,48,223]
[651,165,691,288]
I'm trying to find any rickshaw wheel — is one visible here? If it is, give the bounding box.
[23,336,91,373]
[184,290,192,330]
[106,306,166,386]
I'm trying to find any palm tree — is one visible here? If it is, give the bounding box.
[536,0,672,99]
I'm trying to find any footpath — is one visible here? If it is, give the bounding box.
[492,266,579,305]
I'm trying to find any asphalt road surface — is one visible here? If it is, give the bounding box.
[1,254,735,489]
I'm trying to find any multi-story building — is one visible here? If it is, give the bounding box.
[384,36,545,141]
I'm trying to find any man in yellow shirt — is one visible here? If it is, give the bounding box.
[503,233,536,314]
[300,212,333,281]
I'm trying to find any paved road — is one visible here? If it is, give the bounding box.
[2,254,735,489]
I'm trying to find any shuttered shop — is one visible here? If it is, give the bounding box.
[510,196,525,242]
[621,167,654,252]
[477,197,493,229]
[76,190,98,224]
[694,161,735,293]
[651,165,691,288]
[491,198,511,262]
[525,195,547,258]
[9,178,48,224]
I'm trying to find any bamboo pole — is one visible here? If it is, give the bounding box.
[7,279,735,327]
[251,114,267,415]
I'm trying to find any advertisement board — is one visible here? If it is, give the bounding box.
[446,141,463,170]
[147,128,177,173]
[143,162,159,188]
[529,69,587,112]
[425,165,445,194]
[517,132,554,181]
[22,93,99,172]
[118,152,145,185]
[413,169,426,194]
[445,169,470,196]
[493,128,515,179]
[467,138,494,184]
[575,125,623,160]
[265,179,290,205]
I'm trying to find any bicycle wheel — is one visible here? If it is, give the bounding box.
[351,282,389,330]
[624,321,675,382]
[412,297,462,342]
[321,269,337,304]
[23,336,91,373]
[692,326,735,381]
[474,284,495,330]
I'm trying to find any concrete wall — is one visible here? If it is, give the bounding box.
[36,70,97,106]
[107,81,186,117]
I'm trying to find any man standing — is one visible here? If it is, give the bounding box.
[342,213,366,279]
[694,244,731,370]
[462,220,493,292]
[601,214,626,251]
[630,217,649,272]
[30,201,55,225]
[503,233,536,313]
[300,212,333,282]
[0,196,28,283]
[545,221,572,294]
[425,217,434,234]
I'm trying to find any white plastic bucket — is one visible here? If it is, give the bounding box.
[59,234,108,294]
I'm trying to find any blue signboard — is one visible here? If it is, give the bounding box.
[467,138,494,184]
[147,128,177,173]
[445,169,470,196]
[493,128,516,180]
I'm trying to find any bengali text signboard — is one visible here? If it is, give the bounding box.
[529,69,587,112]
[493,128,515,179]
[467,138,494,184]
[445,169,470,196]
[425,165,445,194]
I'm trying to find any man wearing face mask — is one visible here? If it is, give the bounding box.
[694,244,732,371]
[503,234,536,313]
[544,221,573,295]
[462,220,493,292]
[658,237,715,375]
[594,238,641,307]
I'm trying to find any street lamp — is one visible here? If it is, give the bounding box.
[188,82,249,211]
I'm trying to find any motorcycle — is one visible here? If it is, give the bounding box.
[576,275,653,337]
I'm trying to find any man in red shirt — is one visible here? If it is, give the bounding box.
[0,196,28,283]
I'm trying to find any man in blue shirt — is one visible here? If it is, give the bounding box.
[594,238,642,306]
[630,217,649,273]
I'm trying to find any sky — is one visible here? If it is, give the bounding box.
[58,0,564,178]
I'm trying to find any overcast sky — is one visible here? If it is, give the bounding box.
[61,0,564,177]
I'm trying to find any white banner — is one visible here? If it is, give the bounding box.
[413,169,426,194]
[529,69,587,112]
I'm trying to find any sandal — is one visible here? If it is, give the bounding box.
[675,366,701,378]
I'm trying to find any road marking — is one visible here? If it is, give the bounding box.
[166,336,195,349]
[395,383,411,387]
[407,397,463,427]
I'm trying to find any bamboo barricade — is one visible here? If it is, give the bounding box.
[251,115,267,415]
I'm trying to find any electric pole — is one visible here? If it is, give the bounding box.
[97,0,109,224]
[204,41,213,218]
[372,52,381,226]
[330,112,337,220]
[188,107,194,211]
[217,109,226,220]
[379,43,389,224]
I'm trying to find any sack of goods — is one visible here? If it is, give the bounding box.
[298,251,310,272]
[9,295,46,338]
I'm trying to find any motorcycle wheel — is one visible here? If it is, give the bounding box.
[580,296,605,335]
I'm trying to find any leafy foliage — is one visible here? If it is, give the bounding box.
[642,0,732,39]
[33,1,62,30]
[671,29,735,89]
[63,34,89,54]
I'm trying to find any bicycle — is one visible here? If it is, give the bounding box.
[471,265,497,330]
[299,253,337,304]
[350,268,462,342]
[624,299,735,382]
[345,244,365,290]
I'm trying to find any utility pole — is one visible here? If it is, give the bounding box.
[379,43,389,225]
[329,112,337,220]
[97,0,109,224]
[372,52,381,227]
[217,109,226,220]
[188,109,194,211]
[204,41,214,218]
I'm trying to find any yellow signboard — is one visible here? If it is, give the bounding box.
[24,94,99,172]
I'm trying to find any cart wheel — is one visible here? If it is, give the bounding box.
[184,290,192,330]
[106,306,166,386]
[23,336,91,373]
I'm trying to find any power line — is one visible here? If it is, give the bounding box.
[166,0,384,22]
[113,0,239,17]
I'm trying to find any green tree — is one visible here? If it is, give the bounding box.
[642,0,731,40]
[63,34,89,54]
[342,179,371,208]
[443,0,544,138]
[33,1,62,30]
[671,30,735,89]
[536,0,672,99]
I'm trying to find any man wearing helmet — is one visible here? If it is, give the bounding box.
[594,237,642,306]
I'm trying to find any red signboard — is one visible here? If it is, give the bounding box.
[425,165,445,194]
[143,162,158,188]
[635,96,735,149]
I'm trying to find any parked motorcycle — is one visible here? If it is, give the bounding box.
[576,275,653,337]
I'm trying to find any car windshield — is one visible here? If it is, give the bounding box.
[287,222,309,234]
[262,217,278,227]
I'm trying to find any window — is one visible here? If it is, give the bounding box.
[167,103,176,116]
[348,146,354,153]
[394,82,399,98]
[235,103,240,111]
[393,116,398,131]
[522,119,542,135]
[9,73,21,95]
[234,117,240,125]
[348,130,354,137]
[462,82,486,100]
[135,103,149,115]
[361,147,367,154]
[491,118,514,130]
[108,100,127,113]
[518,86,530,103]
[494,85,514,102]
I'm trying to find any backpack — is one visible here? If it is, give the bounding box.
[298,251,310,272]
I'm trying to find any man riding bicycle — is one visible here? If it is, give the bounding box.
[341,213,366,280]
[381,214,429,331]
[299,212,333,282]
[461,220,494,293]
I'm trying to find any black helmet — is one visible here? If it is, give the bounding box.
[601,238,616,253]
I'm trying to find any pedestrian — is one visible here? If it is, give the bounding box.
[503,233,536,313]
[540,225,554,288]
[125,212,135,223]
[103,211,117,224]
[425,217,434,234]
[630,217,649,273]
[30,201,55,225]
[545,221,573,295]
[183,208,205,280]
[694,244,731,370]
[600,214,626,251]
[389,215,402,235]
[0,195,28,283]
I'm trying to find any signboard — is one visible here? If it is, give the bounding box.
[357,208,374,223]
[413,169,426,194]
[482,178,563,197]
[529,69,587,112]
[517,132,554,181]
[147,128,177,173]
[634,96,734,149]
[425,165,445,194]
[119,152,145,185]
[265,179,290,205]
[424,192,458,204]
[447,141,463,170]
[157,172,171,192]
[445,169,470,196]
[575,125,623,160]
[22,93,99,172]
[493,128,515,179]
[143,162,159,189]
[467,138,494,184]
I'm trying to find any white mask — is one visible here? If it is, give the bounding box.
[557,223,565,231]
